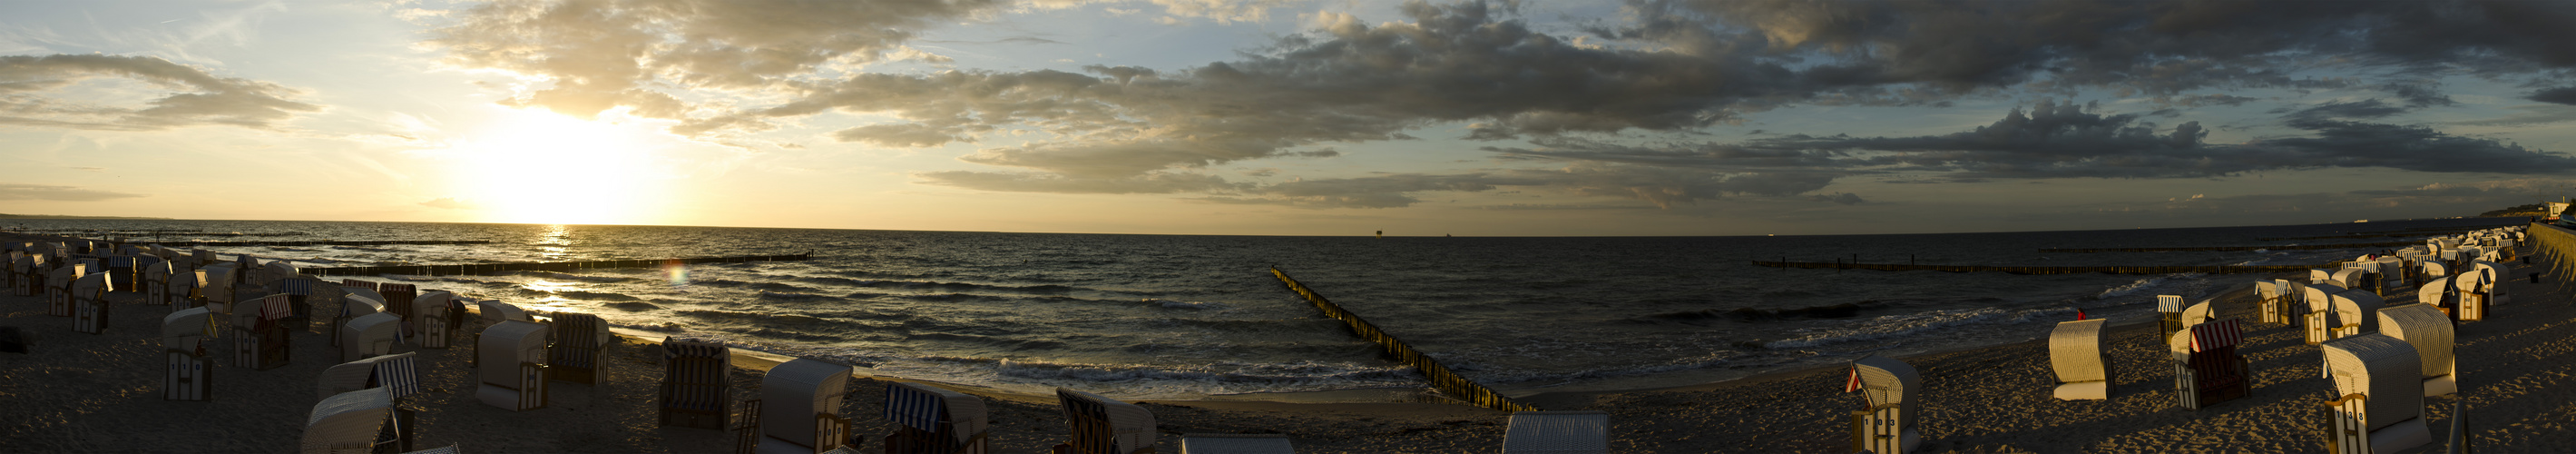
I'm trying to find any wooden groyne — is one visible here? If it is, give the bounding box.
[2038,241,2416,253]
[142,240,495,247]
[301,253,810,276]
[1270,268,1537,412]
[1751,260,2326,275]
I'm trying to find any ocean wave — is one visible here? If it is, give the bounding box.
[758,291,837,301]
[1641,301,1868,322]
[1763,308,2019,349]
[1146,299,1230,310]
[2095,273,2204,300]
[557,291,641,301]
[504,271,644,283]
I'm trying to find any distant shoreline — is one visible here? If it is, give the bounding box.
[0,213,171,220]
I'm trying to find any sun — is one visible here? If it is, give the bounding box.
[449,109,671,225]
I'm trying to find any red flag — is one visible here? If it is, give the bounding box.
[2076,310,2087,321]
[1844,367,1862,393]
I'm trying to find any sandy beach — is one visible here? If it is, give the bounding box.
[3,232,2567,453]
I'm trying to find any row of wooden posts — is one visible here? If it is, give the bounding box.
[1751,260,2329,275]
[1269,268,1539,412]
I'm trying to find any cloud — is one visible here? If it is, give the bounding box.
[831,123,971,147]
[0,183,146,201]
[2531,86,2576,105]
[417,198,477,210]
[69,166,104,172]
[914,171,1244,194]
[2074,178,2576,219]
[0,54,319,131]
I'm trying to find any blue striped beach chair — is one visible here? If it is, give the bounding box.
[548,312,608,385]
[886,381,989,454]
[659,338,734,429]
[1053,388,1156,454]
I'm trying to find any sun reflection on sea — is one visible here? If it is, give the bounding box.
[536,224,570,260]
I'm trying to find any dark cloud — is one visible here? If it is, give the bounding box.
[1809,192,1865,205]
[0,54,318,131]
[2277,99,2406,123]
[2072,179,2576,221]
[2531,86,2576,105]
[0,183,146,202]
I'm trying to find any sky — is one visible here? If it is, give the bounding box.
[4,0,2576,236]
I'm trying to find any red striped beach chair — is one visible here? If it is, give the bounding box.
[2171,318,2249,410]
[886,381,990,454]
[163,307,216,400]
[659,338,733,429]
[1053,388,1156,454]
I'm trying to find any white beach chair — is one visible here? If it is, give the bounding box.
[2330,291,2384,340]
[476,320,551,411]
[2469,261,2509,306]
[71,271,111,334]
[344,311,402,363]
[8,254,31,296]
[660,338,735,429]
[2311,268,2335,286]
[2304,284,2345,344]
[2156,295,2187,339]
[143,261,171,306]
[2321,334,2432,454]
[2048,319,2111,400]
[2180,299,2218,328]
[163,307,216,400]
[199,263,237,313]
[1053,388,1156,454]
[884,381,991,454]
[1849,355,1921,454]
[2170,318,2250,410]
[337,288,387,348]
[752,359,857,454]
[2331,269,2371,295]
[45,264,83,317]
[468,300,526,368]
[1180,434,1293,454]
[414,291,455,349]
[1502,410,1609,454]
[2376,303,2456,398]
[2415,276,2456,320]
[2451,271,2488,321]
[303,387,409,454]
[2256,281,2286,324]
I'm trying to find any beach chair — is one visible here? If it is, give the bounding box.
[413,291,455,349]
[143,261,171,305]
[8,253,30,296]
[174,268,204,309]
[2256,281,2286,324]
[1502,410,1609,454]
[163,307,216,400]
[71,271,110,334]
[1053,388,1156,454]
[750,359,857,454]
[106,255,137,292]
[2170,318,2250,410]
[2048,319,2111,400]
[2331,269,2372,296]
[659,338,734,429]
[2321,334,2432,454]
[1180,434,1292,454]
[45,264,82,317]
[470,300,527,368]
[2330,291,2384,340]
[2310,269,2335,286]
[344,312,402,363]
[2180,299,2218,328]
[2469,261,2509,306]
[2448,271,2487,322]
[547,312,610,385]
[233,295,294,370]
[382,283,418,338]
[337,291,387,348]
[200,264,237,312]
[2303,284,2345,344]
[885,381,991,454]
[1848,355,1921,454]
[476,321,550,411]
[303,387,411,454]
[2377,304,2457,398]
[2375,257,2404,290]
[2156,295,2186,340]
[318,352,422,398]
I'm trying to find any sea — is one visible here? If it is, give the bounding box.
[1,217,2529,400]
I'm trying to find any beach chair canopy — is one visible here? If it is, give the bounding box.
[2332,291,2383,328]
[1180,433,1295,454]
[416,291,454,320]
[2453,270,2487,292]
[2304,284,2343,312]
[1056,388,1157,454]
[348,311,400,336]
[2186,319,2241,353]
[2181,300,2217,328]
[2310,269,2334,284]
[2255,281,2279,301]
[478,300,527,323]
[345,292,386,316]
[72,271,108,294]
[163,307,214,350]
[762,358,855,446]
[2422,261,2450,278]
[2417,277,2454,308]
[2470,262,2507,291]
[303,388,393,454]
[477,321,550,387]
[886,381,990,446]
[318,352,418,400]
[2323,334,2424,431]
[2155,295,2184,312]
[1501,410,1610,454]
[1852,354,1919,410]
[2377,304,2456,387]
[2048,319,2109,383]
[261,262,298,284]
[2331,269,2366,289]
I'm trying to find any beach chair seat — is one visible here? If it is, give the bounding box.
[1848,355,1921,454]
[1179,434,1292,454]
[1055,388,1156,454]
[475,321,551,411]
[414,291,455,349]
[303,387,411,454]
[344,312,403,363]
[547,312,610,385]
[2321,334,2431,454]
[2049,319,2111,400]
[72,272,111,334]
[752,359,857,454]
[2170,318,2250,410]
[660,338,735,429]
[885,381,990,454]
[1502,410,1608,454]
[163,307,216,400]
[2377,304,2457,398]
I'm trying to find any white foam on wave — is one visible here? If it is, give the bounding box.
[1147,298,1230,310]
[1763,307,2022,349]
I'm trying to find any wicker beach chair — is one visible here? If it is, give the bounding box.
[2375,257,2405,290]
[659,338,734,429]
[200,263,237,313]
[71,271,110,334]
[750,359,857,454]
[232,294,294,370]
[337,291,387,348]
[106,255,139,292]
[1849,355,1921,454]
[2256,281,2286,324]
[2376,304,2457,398]
[2155,294,2187,340]
[45,264,82,317]
[2415,276,2457,320]
[8,253,31,296]
[2311,268,2335,286]
[344,312,402,362]
[2321,334,2432,454]
[2048,319,2111,400]
[2302,284,2344,344]
[381,283,418,338]
[2170,318,2250,410]
[411,291,455,349]
[2332,269,2372,296]
[2180,299,2218,328]
[2330,291,2384,340]
[476,320,551,411]
[2469,261,2509,308]
[143,261,171,305]
[318,352,421,400]
[547,312,610,385]
[303,387,411,454]
[469,300,527,368]
[885,381,991,454]
[1502,410,1609,454]
[1053,388,1156,454]
[1179,434,1292,454]
[163,307,215,400]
